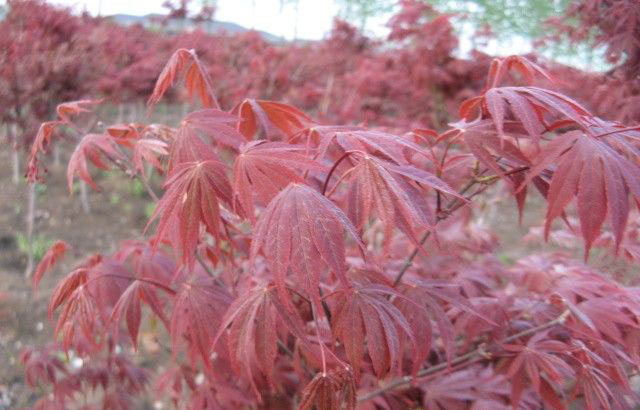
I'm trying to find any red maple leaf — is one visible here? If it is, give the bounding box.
[56,99,102,124]
[148,159,234,268]
[329,283,418,379]
[182,108,244,150]
[343,155,462,253]
[250,183,366,308]
[32,240,69,291]
[132,138,168,176]
[148,48,219,109]
[170,274,231,367]
[232,99,314,140]
[66,133,124,192]
[521,129,640,257]
[232,141,325,222]
[504,332,573,409]
[299,369,356,410]
[212,284,306,397]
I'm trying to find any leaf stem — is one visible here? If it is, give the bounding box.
[321,150,359,195]
[88,273,176,296]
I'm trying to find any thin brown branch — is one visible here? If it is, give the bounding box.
[357,310,570,402]
[392,165,529,287]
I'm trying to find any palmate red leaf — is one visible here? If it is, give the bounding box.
[167,124,221,172]
[107,123,140,140]
[250,183,365,308]
[232,141,325,222]
[154,365,197,408]
[56,99,102,124]
[109,282,144,349]
[66,134,124,192]
[462,86,592,141]
[48,262,93,320]
[85,259,132,324]
[49,256,133,347]
[211,285,306,397]
[28,100,104,183]
[574,365,618,410]
[455,121,532,181]
[29,121,62,160]
[298,369,356,410]
[109,241,175,349]
[483,87,547,139]
[521,130,640,257]
[170,275,231,367]
[114,286,172,348]
[318,129,426,165]
[27,121,63,182]
[182,109,244,150]
[421,368,480,410]
[114,240,176,283]
[396,279,482,365]
[32,240,69,291]
[569,297,638,345]
[53,281,98,349]
[344,155,461,253]
[21,345,68,387]
[148,159,234,268]
[485,55,553,88]
[147,48,219,109]
[329,284,417,379]
[232,99,314,140]
[132,138,168,176]
[290,125,364,146]
[504,332,573,409]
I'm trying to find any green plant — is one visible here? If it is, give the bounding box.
[16,233,55,263]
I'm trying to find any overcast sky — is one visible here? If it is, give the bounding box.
[6,0,577,65]
[40,0,387,41]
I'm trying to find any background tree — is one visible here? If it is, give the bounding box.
[336,0,395,29]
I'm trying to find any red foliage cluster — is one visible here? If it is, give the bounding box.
[21,30,640,409]
[1,0,490,157]
[544,0,640,124]
[5,0,640,164]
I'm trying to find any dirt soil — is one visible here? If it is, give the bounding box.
[0,141,155,409]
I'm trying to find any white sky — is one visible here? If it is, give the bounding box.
[32,0,374,41]
[1,0,530,54]
[5,0,600,68]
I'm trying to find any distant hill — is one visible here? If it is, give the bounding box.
[0,4,283,43]
[106,13,284,43]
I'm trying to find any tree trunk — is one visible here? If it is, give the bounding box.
[24,182,36,277]
[117,103,124,123]
[320,73,335,117]
[53,144,61,169]
[10,124,20,185]
[12,146,20,185]
[79,181,91,214]
[129,103,138,122]
[181,101,190,120]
